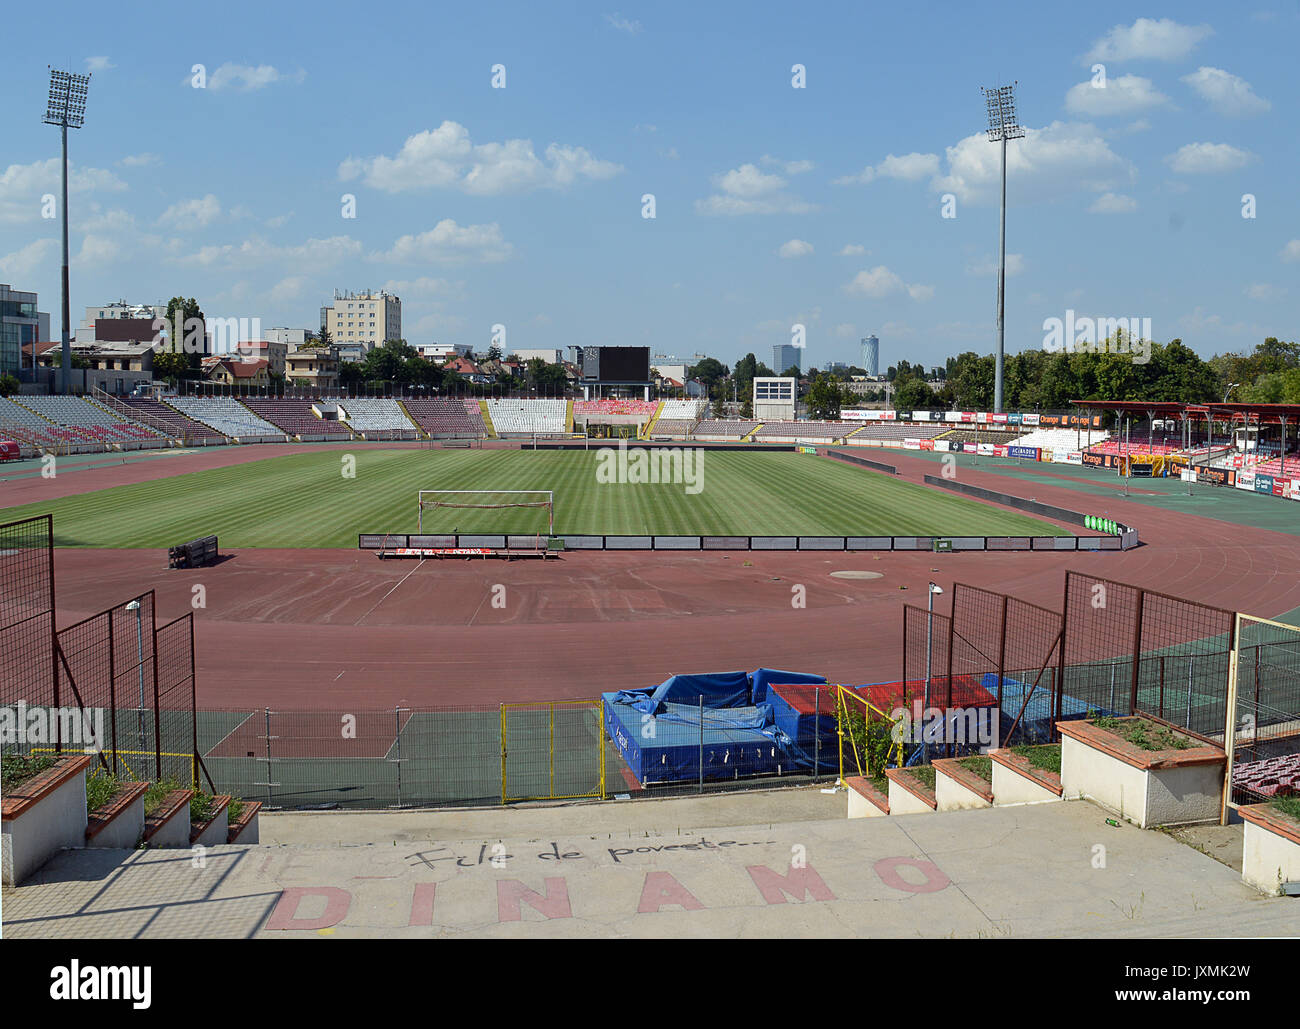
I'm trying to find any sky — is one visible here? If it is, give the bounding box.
[0,2,1296,373]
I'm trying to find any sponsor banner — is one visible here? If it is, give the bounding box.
[1022,413,1041,426]
[880,410,897,421]
[1282,478,1294,499]
[992,413,1008,424]
[977,443,995,454]
[1197,466,1233,486]
[976,411,991,424]
[993,445,1009,457]
[933,439,951,451]
[1008,445,1040,461]
[1273,478,1286,497]
[1082,452,1105,468]
[1064,451,1083,465]
[1130,463,1153,478]
[1236,472,1255,491]
[797,445,818,454]
[919,439,935,451]
[394,547,493,556]
[1040,449,1054,462]
[1255,473,1275,495]
[1007,412,1023,424]
[927,411,944,421]
[962,411,976,422]
[903,439,921,449]
[839,409,877,420]
[944,411,962,422]
[962,443,977,453]
[1232,453,1243,468]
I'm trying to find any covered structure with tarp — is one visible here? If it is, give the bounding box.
[603,668,829,785]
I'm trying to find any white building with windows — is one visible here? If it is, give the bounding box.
[321,290,401,354]
[753,376,797,421]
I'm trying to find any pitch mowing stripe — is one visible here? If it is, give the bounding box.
[0,448,1070,546]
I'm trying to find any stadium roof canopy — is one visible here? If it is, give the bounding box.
[1070,400,1300,425]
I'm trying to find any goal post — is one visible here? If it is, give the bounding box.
[417,490,554,535]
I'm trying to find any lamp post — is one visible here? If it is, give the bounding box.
[43,68,91,396]
[980,82,1024,415]
[923,582,944,764]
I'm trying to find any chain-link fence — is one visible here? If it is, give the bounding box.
[0,516,57,758]
[1226,614,1300,817]
[201,703,606,809]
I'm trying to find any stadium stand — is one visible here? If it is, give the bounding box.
[15,396,165,447]
[1249,455,1300,477]
[241,399,353,439]
[848,422,947,441]
[937,428,1026,445]
[574,398,658,416]
[694,419,759,439]
[1012,428,1110,452]
[402,397,486,437]
[1088,439,1177,455]
[486,398,567,435]
[652,419,700,436]
[658,399,705,420]
[754,421,855,440]
[338,398,419,439]
[166,397,285,440]
[102,395,228,445]
[0,397,104,448]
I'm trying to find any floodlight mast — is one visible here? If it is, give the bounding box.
[981,82,1024,415]
[43,68,90,395]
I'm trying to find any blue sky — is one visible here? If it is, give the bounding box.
[1,2,1296,371]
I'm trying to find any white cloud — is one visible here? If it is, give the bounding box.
[380,277,458,298]
[85,56,115,73]
[269,276,307,302]
[75,235,118,265]
[1181,67,1271,117]
[158,194,221,230]
[368,219,513,265]
[207,63,306,92]
[1089,192,1138,214]
[833,324,857,338]
[1281,240,1300,263]
[604,13,643,33]
[967,253,1025,276]
[0,238,57,279]
[1084,18,1213,63]
[835,152,939,185]
[118,152,159,168]
[1065,75,1170,116]
[0,159,126,224]
[1166,142,1253,174]
[266,212,293,228]
[844,266,933,301]
[932,121,1136,205]
[178,234,362,269]
[341,121,622,195]
[761,156,814,175]
[696,162,815,215]
[778,239,813,258]
[838,244,867,256]
[1245,283,1284,301]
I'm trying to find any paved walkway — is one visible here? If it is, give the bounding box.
[3,793,1292,939]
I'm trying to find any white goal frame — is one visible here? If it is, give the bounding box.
[417,490,554,535]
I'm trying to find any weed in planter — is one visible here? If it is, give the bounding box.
[1269,794,1300,822]
[957,756,993,782]
[1094,715,1189,752]
[908,765,937,792]
[0,753,56,790]
[1010,743,1062,775]
[227,797,245,824]
[189,789,217,825]
[143,777,185,816]
[86,772,128,813]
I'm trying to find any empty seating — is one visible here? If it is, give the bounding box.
[167,397,284,438]
[755,421,854,440]
[486,399,567,435]
[0,397,101,447]
[694,420,759,439]
[574,398,658,416]
[118,398,227,443]
[1250,456,1300,478]
[848,422,947,441]
[658,399,705,420]
[403,397,486,436]
[338,398,418,437]
[242,399,353,438]
[1014,428,1110,452]
[652,419,699,435]
[13,396,164,446]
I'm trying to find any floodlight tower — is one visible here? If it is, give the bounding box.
[981,82,1024,414]
[43,68,91,395]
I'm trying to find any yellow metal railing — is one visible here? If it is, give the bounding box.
[500,699,606,804]
[833,684,905,784]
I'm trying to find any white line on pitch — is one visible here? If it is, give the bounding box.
[355,559,426,625]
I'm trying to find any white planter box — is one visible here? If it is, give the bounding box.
[1239,804,1300,896]
[142,789,193,848]
[1058,719,1225,828]
[844,777,889,818]
[85,781,149,850]
[228,801,262,843]
[933,758,993,811]
[190,797,231,848]
[1,756,91,886]
[885,768,937,815]
[990,749,1064,807]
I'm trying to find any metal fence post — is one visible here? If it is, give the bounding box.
[394,705,402,809]
[814,686,820,780]
[264,707,273,807]
[698,695,704,794]
[1185,657,1195,729]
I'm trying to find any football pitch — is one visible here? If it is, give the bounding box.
[0,448,1071,547]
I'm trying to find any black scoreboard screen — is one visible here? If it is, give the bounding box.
[585,346,649,382]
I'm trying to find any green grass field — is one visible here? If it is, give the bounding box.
[0,448,1071,547]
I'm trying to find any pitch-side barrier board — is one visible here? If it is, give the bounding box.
[359,533,1132,553]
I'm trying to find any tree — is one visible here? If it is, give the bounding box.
[689,357,729,393]
[163,296,205,364]
[0,373,19,397]
[152,349,189,383]
[806,373,849,419]
[487,343,503,362]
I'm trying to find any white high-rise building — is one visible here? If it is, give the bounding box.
[861,335,880,377]
[321,289,401,354]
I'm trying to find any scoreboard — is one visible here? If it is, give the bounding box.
[580,346,650,382]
